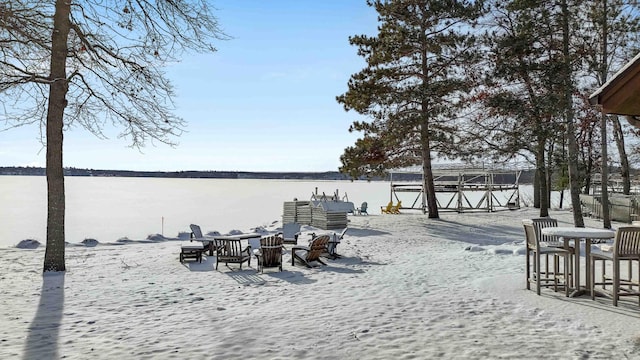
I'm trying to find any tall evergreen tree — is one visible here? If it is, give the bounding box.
[559,0,586,227]
[467,1,566,217]
[337,0,484,218]
[466,0,592,224]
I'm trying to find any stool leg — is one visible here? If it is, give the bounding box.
[553,255,559,292]
[591,255,596,300]
[536,252,541,295]
[526,248,531,290]
[565,253,569,297]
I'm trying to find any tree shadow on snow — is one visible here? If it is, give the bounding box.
[339,227,390,238]
[425,218,524,246]
[23,272,65,360]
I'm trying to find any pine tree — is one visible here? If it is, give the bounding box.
[467,1,566,217]
[337,0,484,218]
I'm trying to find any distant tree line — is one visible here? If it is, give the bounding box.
[1,166,551,183]
[0,166,383,180]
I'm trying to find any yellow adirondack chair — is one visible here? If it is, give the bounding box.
[381,201,394,214]
[381,201,402,214]
[390,201,402,214]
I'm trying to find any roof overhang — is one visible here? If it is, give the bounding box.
[589,52,640,116]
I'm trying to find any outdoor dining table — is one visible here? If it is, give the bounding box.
[203,233,262,256]
[540,226,615,297]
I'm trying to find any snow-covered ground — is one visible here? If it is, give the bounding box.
[2,207,639,359]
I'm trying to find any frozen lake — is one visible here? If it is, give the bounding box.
[0,176,388,248]
[0,176,561,248]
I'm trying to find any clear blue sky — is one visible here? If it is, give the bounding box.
[0,1,378,172]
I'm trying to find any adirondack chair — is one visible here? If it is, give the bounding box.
[357,202,368,215]
[380,201,394,214]
[280,222,301,245]
[291,235,330,268]
[255,235,284,273]
[382,201,402,214]
[390,201,402,214]
[189,224,215,255]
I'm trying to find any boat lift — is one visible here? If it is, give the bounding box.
[389,168,522,213]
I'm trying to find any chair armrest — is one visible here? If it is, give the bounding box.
[327,240,339,254]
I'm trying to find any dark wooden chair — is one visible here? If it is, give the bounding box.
[291,235,330,268]
[214,238,251,270]
[256,235,284,273]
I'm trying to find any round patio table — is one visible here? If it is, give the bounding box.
[541,227,615,297]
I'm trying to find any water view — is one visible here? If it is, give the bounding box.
[0,175,558,249]
[0,176,392,248]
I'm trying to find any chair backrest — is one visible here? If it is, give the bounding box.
[530,218,558,243]
[260,235,284,266]
[614,226,640,258]
[190,224,204,238]
[360,202,368,211]
[216,238,245,257]
[306,235,330,261]
[383,201,393,211]
[282,223,301,240]
[522,223,538,249]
